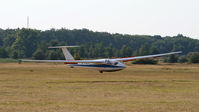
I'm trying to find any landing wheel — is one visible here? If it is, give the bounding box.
[99,71,103,73]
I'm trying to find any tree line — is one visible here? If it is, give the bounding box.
[0,28,199,63]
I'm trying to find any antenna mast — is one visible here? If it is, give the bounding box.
[27,16,29,28]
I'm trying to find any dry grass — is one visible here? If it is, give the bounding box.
[0,63,199,112]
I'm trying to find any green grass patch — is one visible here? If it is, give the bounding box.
[0,58,19,63]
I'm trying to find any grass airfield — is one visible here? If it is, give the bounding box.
[0,63,199,112]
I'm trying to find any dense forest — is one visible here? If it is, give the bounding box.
[0,28,199,61]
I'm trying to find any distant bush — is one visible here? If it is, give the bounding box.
[132,59,158,64]
[178,55,188,63]
[164,52,199,64]
[164,55,178,63]
[187,52,199,63]
[0,48,8,58]
[33,49,45,60]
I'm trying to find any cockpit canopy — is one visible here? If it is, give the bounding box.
[104,59,120,65]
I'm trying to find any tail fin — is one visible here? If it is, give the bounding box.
[48,46,79,60]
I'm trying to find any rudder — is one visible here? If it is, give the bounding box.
[48,46,79,60]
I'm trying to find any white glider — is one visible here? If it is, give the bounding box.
[23,46,182,73]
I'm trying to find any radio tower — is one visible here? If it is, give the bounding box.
[27,16,29,28]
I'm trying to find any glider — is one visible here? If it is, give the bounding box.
[23,46,182,73]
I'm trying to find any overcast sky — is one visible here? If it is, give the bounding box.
[1,0,199,39]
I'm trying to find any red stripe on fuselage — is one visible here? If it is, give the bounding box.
[64,62,78,64]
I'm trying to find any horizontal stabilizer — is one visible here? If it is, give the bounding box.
[48,46,79,49]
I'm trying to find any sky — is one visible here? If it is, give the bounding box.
[0,0,199,39]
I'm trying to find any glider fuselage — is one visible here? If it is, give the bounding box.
[67,59,126,73]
